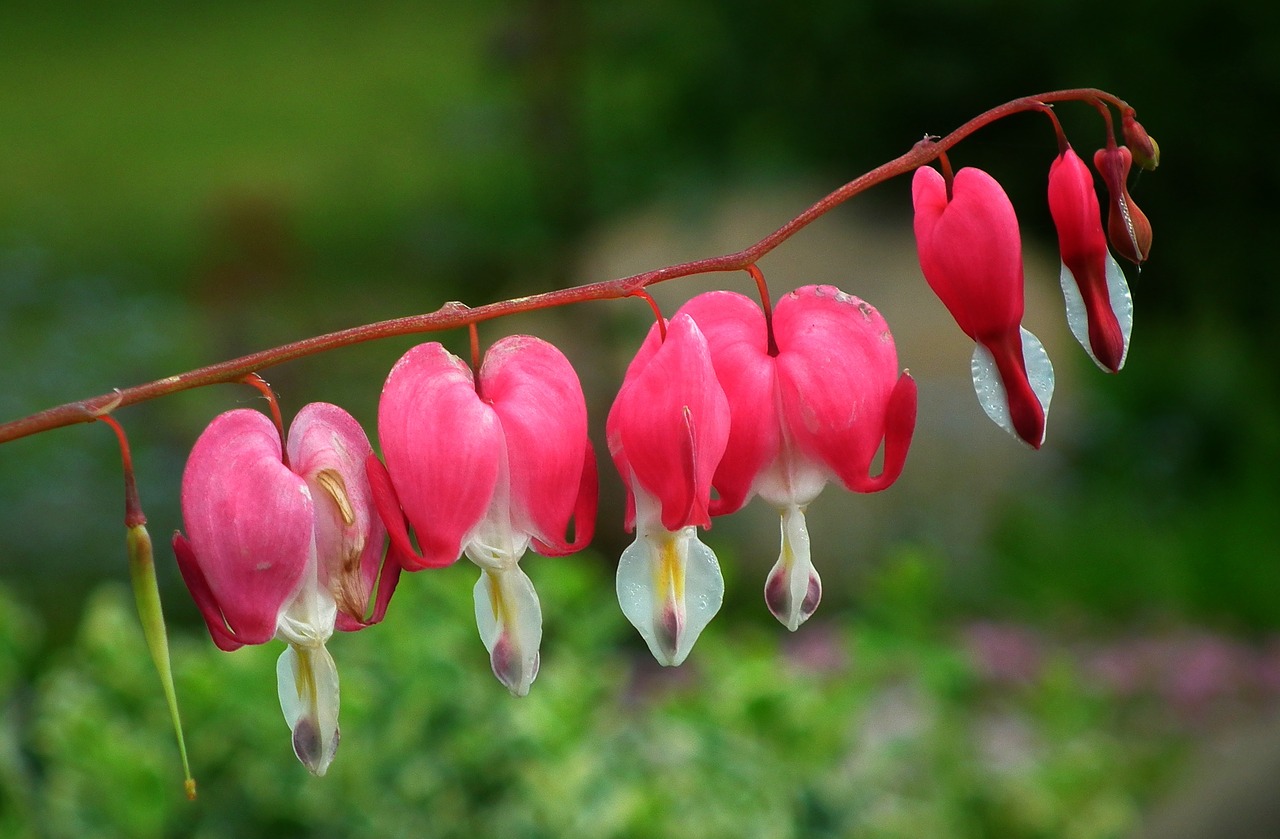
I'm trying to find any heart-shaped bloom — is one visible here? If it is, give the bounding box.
[369,336,596,696]
[912,164,1055,448]
[607,313,730,666]
[677,286,917,630]
[173,402,396,776]
[1048,146,1133,372]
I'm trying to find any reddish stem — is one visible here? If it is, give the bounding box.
[631,289,668,342]
[937,150,955,200]
[745,264,779,357]
[96,414,146,527]
[469,322,484,399]
[0,88,1134,445]
[241,374,288,466]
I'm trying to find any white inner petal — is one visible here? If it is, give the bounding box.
[970,327,1055,446]
[277,642,340,776]
[764,504,822,631]
[473,566,543,697]
[1059,254,1133,371]
[616,523,723,666]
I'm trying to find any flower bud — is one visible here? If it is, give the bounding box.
[1122,112,1160,171]
[1093,146,1153,265]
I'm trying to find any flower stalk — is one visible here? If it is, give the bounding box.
[0,88,1143,447]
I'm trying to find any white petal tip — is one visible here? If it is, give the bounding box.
[765,506,821,631]
[617,528,724,666]
[1059,255,1133,373]
[971,327,1054,447]
[474,567,543,696]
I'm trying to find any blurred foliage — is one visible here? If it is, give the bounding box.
[1,0,1278,834]
[0,557,1189,839]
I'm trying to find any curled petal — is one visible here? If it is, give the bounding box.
[473,565,542,696]
[172,533,243,652]
[364,453,451,572]
[774,287,913,494]
[532,442,597,556]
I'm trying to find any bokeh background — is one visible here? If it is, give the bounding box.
[2,1,1278,837]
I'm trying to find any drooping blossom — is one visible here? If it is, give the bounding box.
[911,164,1055,448]
[607,313,730,666]
[368,337,596,696]
[1048,146,1134,372]
[677,286,917,630]
[1094,143,1153,265]
[173,403,397,776]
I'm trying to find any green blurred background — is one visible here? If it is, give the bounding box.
[2,1,1278,837]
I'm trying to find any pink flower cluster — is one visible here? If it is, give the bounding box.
[911,136,1150,447]
[172,284,917,772]
[171,127,1152,773]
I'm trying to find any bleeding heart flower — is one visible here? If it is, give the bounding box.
[911,164,1055,448]
[368,336,596,696]
[677,285,917,630]
[607,313,730,666]
[173,402,396,776]
[1048,146,1134,372]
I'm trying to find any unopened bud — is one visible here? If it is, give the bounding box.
[1122,112,1160,171]
[1094,146,1153,265]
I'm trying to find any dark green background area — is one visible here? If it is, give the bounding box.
[0,1,1276,836]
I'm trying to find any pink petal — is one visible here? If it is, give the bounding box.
[912,166,1026,341]
[178,409,312,647]
[173,532,243,652]
[366,453,445,571]
[532,443,597,556]
[286,402,396,631]
[773,287,913,493]
[378,343,502,569]
[480,335,594,555]
[607,314,730,532]
[675,291,781,517]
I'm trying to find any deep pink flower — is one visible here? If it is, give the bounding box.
[912,165,1055,448]
[369,336,596,695]
[173,402,395,776]
[1048,147,1133,372]
[677,286,917,630]
[607,313,730,665]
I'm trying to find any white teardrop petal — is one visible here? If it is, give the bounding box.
[1104,251,1133,370]
[1059,254,1133,371]
[1058,261,1092,364]
[276,642,340,776]
[473,566,543,696]
[616,526,723,666]
[970,327,1054,445]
